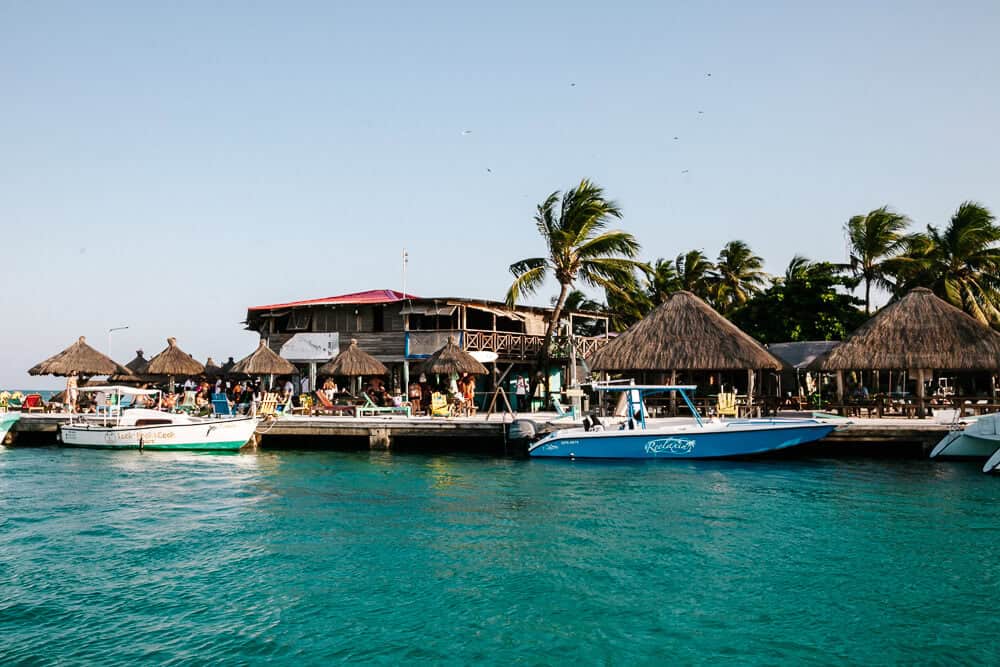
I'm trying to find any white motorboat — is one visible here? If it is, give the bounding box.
[983,447,1000,474]
[929,413,998,459]
[60,387,259,451]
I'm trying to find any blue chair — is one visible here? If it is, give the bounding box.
[211,393,234,416]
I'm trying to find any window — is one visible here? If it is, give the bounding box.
[287,310,312,331]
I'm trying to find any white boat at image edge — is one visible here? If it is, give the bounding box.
[0,412,21,444]
[525,384,842,459]
[929,415,998,460]
[59,386,259,451]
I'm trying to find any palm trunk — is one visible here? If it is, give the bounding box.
[865,278,871,315]
[538,282,571,403]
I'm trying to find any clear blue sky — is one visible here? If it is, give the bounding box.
[3,1,999,388]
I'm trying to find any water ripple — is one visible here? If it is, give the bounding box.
[1,449,998,663]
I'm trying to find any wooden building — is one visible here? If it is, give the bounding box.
[244,289,609,392]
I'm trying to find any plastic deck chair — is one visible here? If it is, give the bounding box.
[176,391,198,413]
[20,394,45,413]
[551,398,576,420]
[211,393,234,416]
[430,392,451,417]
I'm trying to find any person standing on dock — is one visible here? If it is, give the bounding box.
[64,371,79,413]
[514,374,527,412]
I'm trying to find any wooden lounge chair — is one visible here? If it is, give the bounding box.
[313,391,360,417]
[717,392,737,418]
[358,392,410,418]
[257,392,279,418]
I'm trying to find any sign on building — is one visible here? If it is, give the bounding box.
[280,333,340,362]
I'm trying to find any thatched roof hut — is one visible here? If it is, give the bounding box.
[812,287,1000,371]
[420,336,489,375]
[28,336,133,377]
[318,339,387,377]
[125,350,149,374]
[220,356,237,374]
[231,340,297,376]
[108,349,158,384]
[203,357,224,378]
[146,338,205,377]
[589,291,783,371]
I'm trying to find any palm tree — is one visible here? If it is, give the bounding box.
[709,240,768,313]
[645,257,681,306]
[506,179,643,363]
[845,205,911,314]
[673,250,713,298]
[889,202,1000,324]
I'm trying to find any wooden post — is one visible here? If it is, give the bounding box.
[670,370,677,416]
[917,368,926,418]
[835,371,844,403]
[747,369,754,417]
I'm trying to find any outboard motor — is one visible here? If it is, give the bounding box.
[508,419,539,442]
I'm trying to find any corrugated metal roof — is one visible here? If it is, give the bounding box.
[247,289,418,311]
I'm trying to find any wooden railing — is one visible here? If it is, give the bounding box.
[463,329,610,360]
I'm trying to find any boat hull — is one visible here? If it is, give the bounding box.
[983,448,1000,474]
[60,417,259,451]
[930,431,1000,459]
[529,421,837,459]
[0,413,20,444]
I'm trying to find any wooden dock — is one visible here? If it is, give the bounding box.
[7,413,952,456]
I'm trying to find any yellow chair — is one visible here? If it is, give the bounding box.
[430,392,452,417]
[257,392,279,417]
[717,392,737,418]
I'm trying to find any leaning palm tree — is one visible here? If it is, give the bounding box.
[845,205,911,314]
[889,202,1000,325]
[709,240,768,313]
[506,179,642,365]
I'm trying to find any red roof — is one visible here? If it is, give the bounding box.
[247,289,419,311]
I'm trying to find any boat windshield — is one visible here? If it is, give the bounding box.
[587,383,702,428]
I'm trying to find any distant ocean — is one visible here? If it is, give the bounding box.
[1,390,60,401]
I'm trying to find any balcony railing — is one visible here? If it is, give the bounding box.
[406,329,610,360]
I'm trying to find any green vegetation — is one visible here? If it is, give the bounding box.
[508,180,1000,348]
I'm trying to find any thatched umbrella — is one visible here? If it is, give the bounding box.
[812,287,1000,414]
[590,291,783,372]
[319,339,387,376]
[420,336,489,376]
[589,291,782,410]
[230,340,296,382]
[28,336,133,378]
[220,356,237,374]
[146,337,206,391]
[318,339,387,395]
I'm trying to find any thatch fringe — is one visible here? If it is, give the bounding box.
[589,291,783,371]
[28,336,133,377]
[812,287,1000,370]
[420,336,489,375]
[318,339,387,377]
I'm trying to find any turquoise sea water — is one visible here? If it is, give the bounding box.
[1,448,998,665]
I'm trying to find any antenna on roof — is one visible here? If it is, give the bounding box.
[402,248,409,301]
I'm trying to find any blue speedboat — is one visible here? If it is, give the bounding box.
[528,384,840,459]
